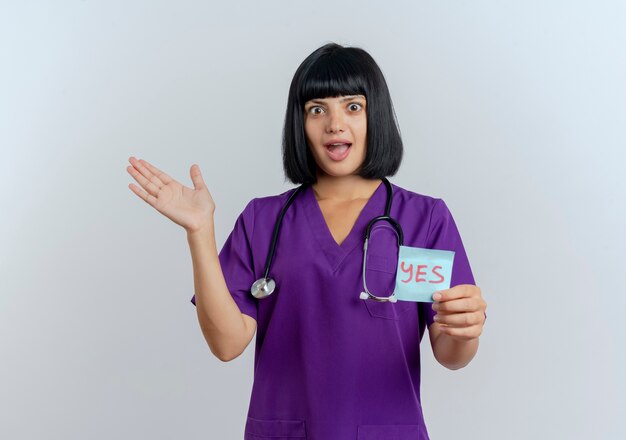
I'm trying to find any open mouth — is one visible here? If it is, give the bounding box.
[324,143,352,161]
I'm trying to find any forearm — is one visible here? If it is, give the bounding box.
[187,222,247,361]
[432,330,479,370]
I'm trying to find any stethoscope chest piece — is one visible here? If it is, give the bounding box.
[251,277,276,299]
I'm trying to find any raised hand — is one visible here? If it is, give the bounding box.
[126,156,216,233]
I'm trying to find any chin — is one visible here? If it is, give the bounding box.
[318,163,362,178]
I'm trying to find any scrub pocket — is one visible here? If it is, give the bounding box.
[357,424,422,439]
[244,416,307,439]
[363,254,414,320]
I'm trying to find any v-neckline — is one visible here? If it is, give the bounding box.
[303,180,387,272]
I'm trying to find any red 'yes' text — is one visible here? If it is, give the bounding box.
[399,262,445,284]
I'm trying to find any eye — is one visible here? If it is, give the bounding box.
[307,105,324,115]
[349,102,363,111]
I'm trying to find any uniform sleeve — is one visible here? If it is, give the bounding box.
[419,198,479,328]
[190,199,258,322]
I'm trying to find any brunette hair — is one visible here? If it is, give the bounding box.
[282,42,404,184]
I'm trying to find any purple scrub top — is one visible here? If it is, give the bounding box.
[191,181,476,440]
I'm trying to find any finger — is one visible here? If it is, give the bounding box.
[127,163,161,198]
[439,324,482,339]
[128,182,158,207]
[137,158,174,185]
[434,311,481,327]
[189,164,206,191]
[432,297,476,313]
[128,156,166,190]
[432,284,476,302]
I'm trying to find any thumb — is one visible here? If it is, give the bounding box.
[189,164,206,190]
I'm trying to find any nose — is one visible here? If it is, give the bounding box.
[326,108,345,133]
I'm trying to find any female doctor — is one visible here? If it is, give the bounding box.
[127,42,487,440]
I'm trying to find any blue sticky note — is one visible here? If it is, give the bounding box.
[394,246,455,303]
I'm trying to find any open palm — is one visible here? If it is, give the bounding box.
[126,156,215,232]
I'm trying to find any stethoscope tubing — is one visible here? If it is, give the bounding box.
[261,183,308,281]
[251,177,404,301]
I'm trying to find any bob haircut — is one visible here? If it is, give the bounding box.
[282,42,404,185]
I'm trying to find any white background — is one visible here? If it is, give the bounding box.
[1,1,624,438]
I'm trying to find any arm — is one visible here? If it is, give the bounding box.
[125,157,256,361]
[187,222,256,362]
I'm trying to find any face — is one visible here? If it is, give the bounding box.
[303,94,367,178]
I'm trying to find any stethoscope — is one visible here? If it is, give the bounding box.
[250,177,404,303]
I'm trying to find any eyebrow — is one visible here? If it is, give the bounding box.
[306,95,365,105]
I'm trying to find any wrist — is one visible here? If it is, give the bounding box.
[186,220,215,238]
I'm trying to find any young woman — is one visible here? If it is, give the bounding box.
[127,42,487,440]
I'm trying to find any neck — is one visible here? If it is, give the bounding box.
[311,173,383,202]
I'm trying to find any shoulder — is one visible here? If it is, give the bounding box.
[237,186,302,228]
[389,184,470,254]
[248,187,299,214]
[230,188,297,241]
[389,182,458,236]
[390,182,442,213]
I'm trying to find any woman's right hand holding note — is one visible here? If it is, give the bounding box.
[126,156,215,233]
